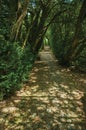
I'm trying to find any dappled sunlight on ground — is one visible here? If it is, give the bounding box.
[0,48,86,130]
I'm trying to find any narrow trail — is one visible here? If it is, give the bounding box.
[0,46,86,130]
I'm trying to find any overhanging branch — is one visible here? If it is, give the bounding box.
[44,9,67,31]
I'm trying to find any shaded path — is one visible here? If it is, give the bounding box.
[0,46,86,130]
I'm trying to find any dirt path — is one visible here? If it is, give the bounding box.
[0,47,86,130]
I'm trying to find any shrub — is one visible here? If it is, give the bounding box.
[0,35,34,99]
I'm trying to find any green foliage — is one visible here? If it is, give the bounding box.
[0,35,34,99]
[50,1,86,68]
[0,0,36,100]
[50,24,72,66]
[72,48,86,72]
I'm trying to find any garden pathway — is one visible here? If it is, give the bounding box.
[0,46,86,130]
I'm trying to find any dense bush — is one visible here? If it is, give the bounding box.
[72,48,86,72]
[50,25,86,70]
[50,24,72,66]
[0,35,35,99]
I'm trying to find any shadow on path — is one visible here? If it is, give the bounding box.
[0,46,86,130]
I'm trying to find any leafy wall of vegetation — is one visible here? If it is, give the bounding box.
[0,37,34,99]
[50,0,86,70]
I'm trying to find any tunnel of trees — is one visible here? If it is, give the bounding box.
[0,0,86,99]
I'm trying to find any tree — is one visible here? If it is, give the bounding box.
[70,0,86,60]
[50,0,86,66]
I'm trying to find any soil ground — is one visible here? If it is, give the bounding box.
[0,46,86,130]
